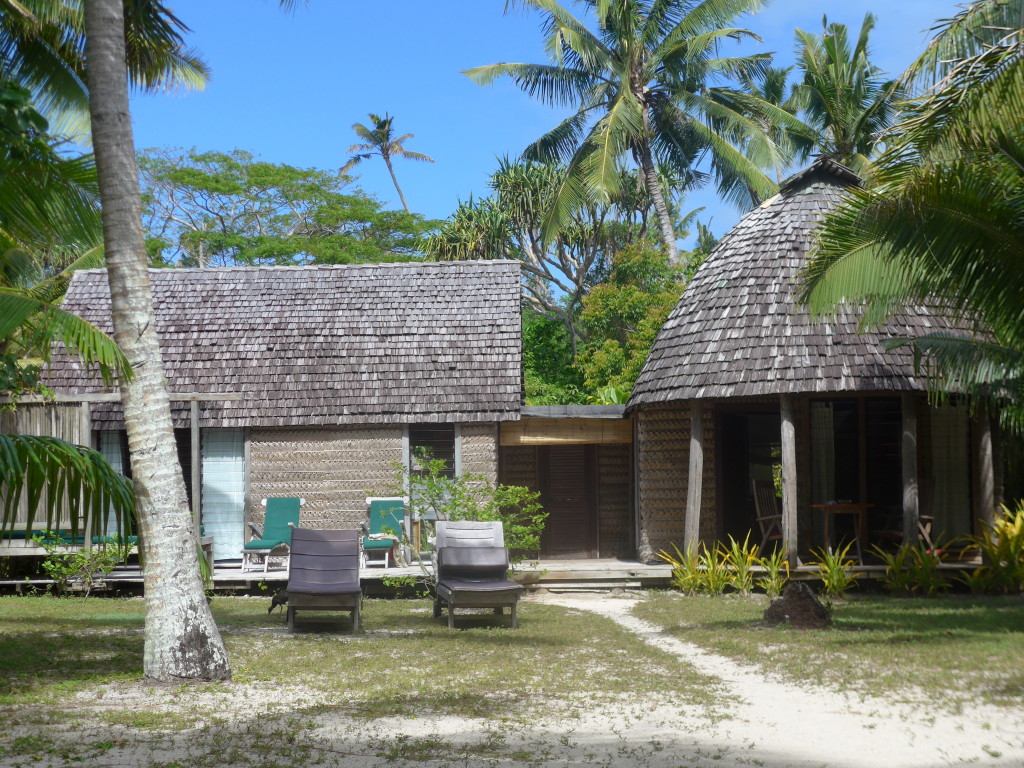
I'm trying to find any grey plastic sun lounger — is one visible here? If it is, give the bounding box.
[286,528,362,632]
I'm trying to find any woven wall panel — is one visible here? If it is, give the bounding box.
[460,423,498,482]
[597,444,632,558]
[249,426,402,529]
[699,407,718,542]
[500,446,538,490]
[636,403,689,560]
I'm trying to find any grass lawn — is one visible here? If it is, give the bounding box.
[632,591,1024,710]
[0,595,726,767]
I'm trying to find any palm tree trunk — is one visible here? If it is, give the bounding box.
[636,140,679,265]
[383,156,411,212]
[83,0,230,682]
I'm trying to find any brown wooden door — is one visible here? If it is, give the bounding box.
[539,445,598,558]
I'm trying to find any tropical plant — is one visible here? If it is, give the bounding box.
[341,112,434,213]
[871,543,917,596]
[756,546,789,598]
[800,1,1024,424]
[721,533,758,595]
[698,542,731,596]
[82,0,229,681]
[0,0,208,139]
[466,0,798,264]
[658,541,702,596]
[958,503,1024,595]
[790,14,902,175]
[809,540,859,598]
[0,434,134,539]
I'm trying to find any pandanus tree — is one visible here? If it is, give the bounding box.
[465,0,800,264]
[801,0,1024,425]
[341,112,434,213]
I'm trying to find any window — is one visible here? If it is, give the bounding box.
[409,424,456,478]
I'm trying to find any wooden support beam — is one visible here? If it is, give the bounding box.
[974,405,996,530]
[81,401,93,549]
[683,401,703,555]
[901,392,920,545]
[190,399,201,533]
[780,395,798,566]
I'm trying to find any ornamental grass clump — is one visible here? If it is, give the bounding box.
[809,540,859,598]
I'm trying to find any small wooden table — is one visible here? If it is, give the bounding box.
[812,503,873,563]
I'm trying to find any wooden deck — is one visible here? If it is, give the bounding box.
[0,556,980,594]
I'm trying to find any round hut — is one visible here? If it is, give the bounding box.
[627,157,996,563]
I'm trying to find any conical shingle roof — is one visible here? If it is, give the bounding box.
[630,157,964,405]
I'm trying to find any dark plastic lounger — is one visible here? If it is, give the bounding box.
[434,546,523,629]
[286,528,362,632]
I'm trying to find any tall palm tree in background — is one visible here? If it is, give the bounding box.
[466,0,801,265]
[801,0,1024,424]
[790,14,902,175]
[341,112,434,212]
[82,0,230,681]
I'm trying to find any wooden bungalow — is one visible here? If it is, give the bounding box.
[627,157,999,564]
[42,261,522,562]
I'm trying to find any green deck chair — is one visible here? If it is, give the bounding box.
[363,497,406,568]
[242,497,303,572]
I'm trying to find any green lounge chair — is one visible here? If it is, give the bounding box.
[242,497,303,572]
[363,497,406,568]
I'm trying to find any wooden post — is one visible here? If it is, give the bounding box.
[190,399,201,533]
[81,402,93,548]
[974,405,996,530]
[901,392,920,545]
[683,401,703,555]
[780,395,798,566]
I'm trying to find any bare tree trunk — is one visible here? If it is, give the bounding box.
[383,156,410,212]
[84,0,230,682]
[636,140,679,265]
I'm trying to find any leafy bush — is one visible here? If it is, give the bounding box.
[658,543,702,596]
[32,533,131,596]
[389,449,546,568]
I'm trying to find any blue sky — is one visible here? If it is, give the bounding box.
[131,0,963,247]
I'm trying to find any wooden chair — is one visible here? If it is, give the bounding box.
[751,479,784,552]
[286,528,362,632]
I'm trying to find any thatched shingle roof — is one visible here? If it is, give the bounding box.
[50,261,523,427]
[630,157,967,405]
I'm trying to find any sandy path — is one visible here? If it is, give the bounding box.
[535,592,1024,768]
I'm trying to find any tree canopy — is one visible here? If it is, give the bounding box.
[140,148,434,267]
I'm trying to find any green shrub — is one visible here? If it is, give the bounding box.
[658,543,702,596]
[721,533,758,595]
[32,533,131,597]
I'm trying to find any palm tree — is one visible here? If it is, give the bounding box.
[801,0,1024,422]
[341,112,434,212]
[0,0,208,139]
[790,14,902,175]
[81,0,229,681]
[465,0,799,264]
